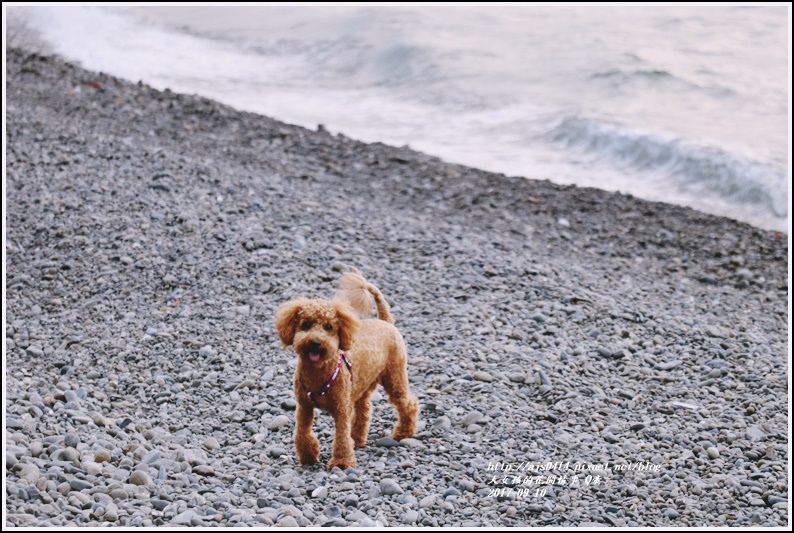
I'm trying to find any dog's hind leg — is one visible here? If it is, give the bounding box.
[381,364,419,441]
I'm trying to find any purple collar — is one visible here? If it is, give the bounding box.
[301,352,353,406]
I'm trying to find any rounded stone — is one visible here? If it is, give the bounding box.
[110,488,129,500]
[192,465,214,476]
[82,461,103,476]
[203,437,220,450]
[20,464,40,482]
[94,449,112,463]
[128,470,152,486]
[59,448,79,462]
[279,516,299,527]
[269,415,291,431]
[419,495,436,508]
[29,442,44,457]
[443,487,462,497]
[379,479,404,496]
[70,479,93,491]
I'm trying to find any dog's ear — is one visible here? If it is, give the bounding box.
[275,298,307,348]
[334,302,360,352]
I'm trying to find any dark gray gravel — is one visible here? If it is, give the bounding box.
[5,48,789,527]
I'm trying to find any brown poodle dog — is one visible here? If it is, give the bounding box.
[275,271,419,470]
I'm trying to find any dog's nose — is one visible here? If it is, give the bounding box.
[309,340,322,351]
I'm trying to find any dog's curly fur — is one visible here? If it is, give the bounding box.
[275,271,419,469]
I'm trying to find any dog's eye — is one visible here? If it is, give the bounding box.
[324,324,333,331]
[301,321,312,330]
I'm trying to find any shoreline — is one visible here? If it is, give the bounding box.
[5,48,789,527]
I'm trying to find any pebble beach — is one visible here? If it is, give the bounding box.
[4,48,789,527]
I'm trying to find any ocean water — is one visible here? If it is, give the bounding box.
[7,5,790,232]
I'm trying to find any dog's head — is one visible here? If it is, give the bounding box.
[275,298,360,363]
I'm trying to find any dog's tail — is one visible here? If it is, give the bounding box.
[335,270,395,324]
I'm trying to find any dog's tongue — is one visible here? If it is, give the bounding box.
[309,352,320,362]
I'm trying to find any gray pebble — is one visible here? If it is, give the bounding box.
[69,479,93,491]
[462,411,483,426]
[432,416,451,431]
[269,415,291,431]
[82,461,103,476]
[171,510,200,525]
[198,345,215,357]
[324,505,342,518]
[419,495,436,508]
[203,437,220,450]
[279,516,299,527]
[20,464,40,482]
[128,470,152,486]
[402,510,419,524]
[141,450,160,464]
[280,398,297,410]
[26,345,44,357]
[380,479,404,496]
[58,446,79,463]
[110,488,129,500]
[444,487,462,497]
[267,446,287,458]
[654,360,682,371]
[192,465,215,476]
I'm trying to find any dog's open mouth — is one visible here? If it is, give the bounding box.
[309,352,321,362]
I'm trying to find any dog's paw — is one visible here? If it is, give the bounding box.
[327,457,356,470]
[298,454,319,465]
[296,435,320,464]
[391,428,415,441]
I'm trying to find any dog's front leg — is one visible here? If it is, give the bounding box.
[328,408,356,470]
[294,400,320,465]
